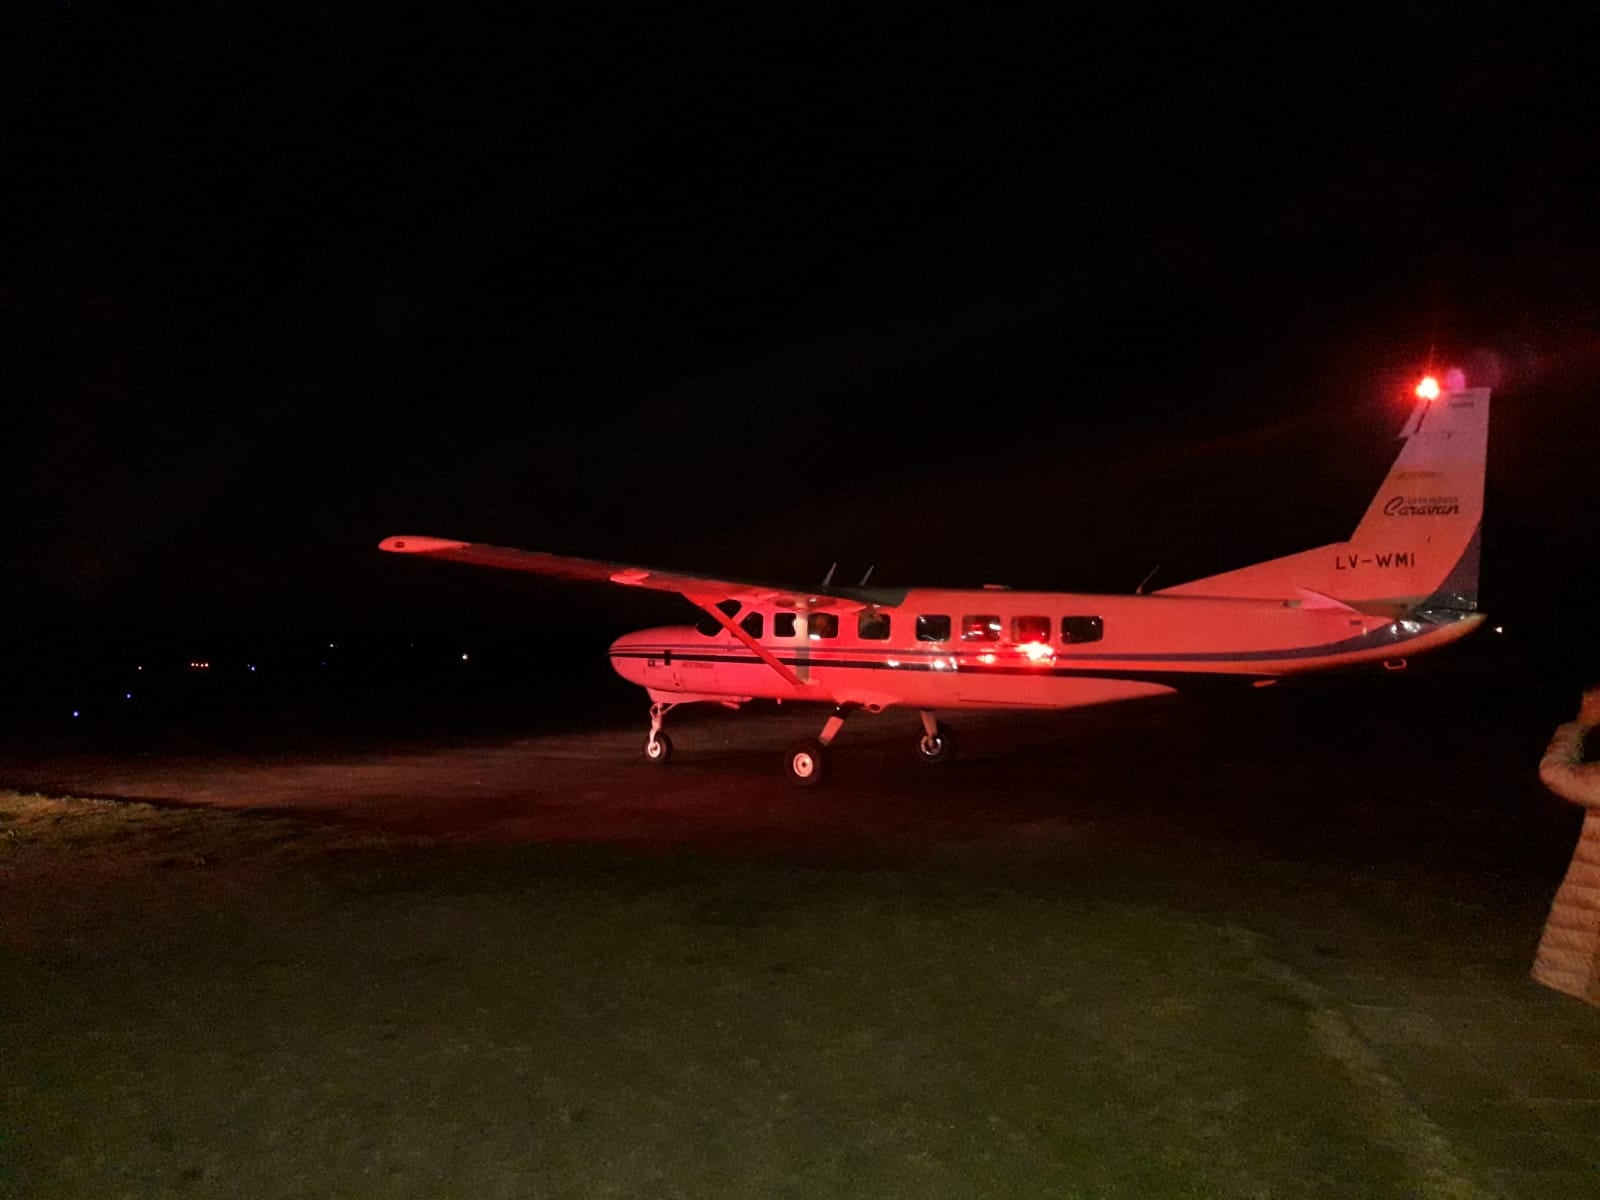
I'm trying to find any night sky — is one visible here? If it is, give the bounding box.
[7,4,1600,695]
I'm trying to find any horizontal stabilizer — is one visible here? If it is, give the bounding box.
[1293,588,1359,613]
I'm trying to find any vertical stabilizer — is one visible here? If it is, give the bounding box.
[1157,382,1489,610]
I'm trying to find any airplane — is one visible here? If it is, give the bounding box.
[381,370,1489,786]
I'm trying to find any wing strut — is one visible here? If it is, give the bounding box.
[695,602,806,689]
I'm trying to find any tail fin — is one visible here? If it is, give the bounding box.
[1156,379,1489,612]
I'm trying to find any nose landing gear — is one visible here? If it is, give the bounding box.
[643,701,675,765]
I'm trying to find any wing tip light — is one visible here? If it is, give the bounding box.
[1414,367,1468,402]
[379,535,470,554]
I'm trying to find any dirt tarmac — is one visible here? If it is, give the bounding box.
[5,679,1600,1197]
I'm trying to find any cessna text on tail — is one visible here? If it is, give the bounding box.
[381,373,1488,785]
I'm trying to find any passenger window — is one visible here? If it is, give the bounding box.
[962,614,1002,642]
[1012,615,1051,643]
[695,599,742,636]
[858,610,891,640]
[773,612,797,638]
[916,614,952,642]
[1061,616,1105,644]
[807,613,839,639]
[740,611,764,638]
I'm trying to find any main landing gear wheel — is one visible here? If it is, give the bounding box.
[644,732,673,765]
[783,738,830,787]
[916,728,957,765]
[915,712,957,765]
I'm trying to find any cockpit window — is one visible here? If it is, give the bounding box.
[695,599,741,637]
[740,611,764,638]
[858,610,891,640]
[961,614,1002,642]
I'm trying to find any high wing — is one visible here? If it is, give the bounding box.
[377,536,907,612]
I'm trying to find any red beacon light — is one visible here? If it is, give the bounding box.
[1415,375,1441,401]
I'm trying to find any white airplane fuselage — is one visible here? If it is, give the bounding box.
[382,376,1490,783]
[608,587,1484,713]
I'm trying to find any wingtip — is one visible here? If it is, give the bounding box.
[379,535,470,554]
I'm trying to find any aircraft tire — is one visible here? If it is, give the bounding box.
[644,732,673,765]
[915,726,957,765]
[783,738,829,787]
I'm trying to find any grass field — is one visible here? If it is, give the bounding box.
[0,790,1514,1199]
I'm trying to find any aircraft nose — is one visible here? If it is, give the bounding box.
[608,628,656,685]
[609,628,655,654]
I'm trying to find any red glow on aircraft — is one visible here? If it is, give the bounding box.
[381,370,1491,786]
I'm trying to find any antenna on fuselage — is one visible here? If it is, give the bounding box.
[1135,564,1161,595]
[820,562,838,588]
[857,566,875,586]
